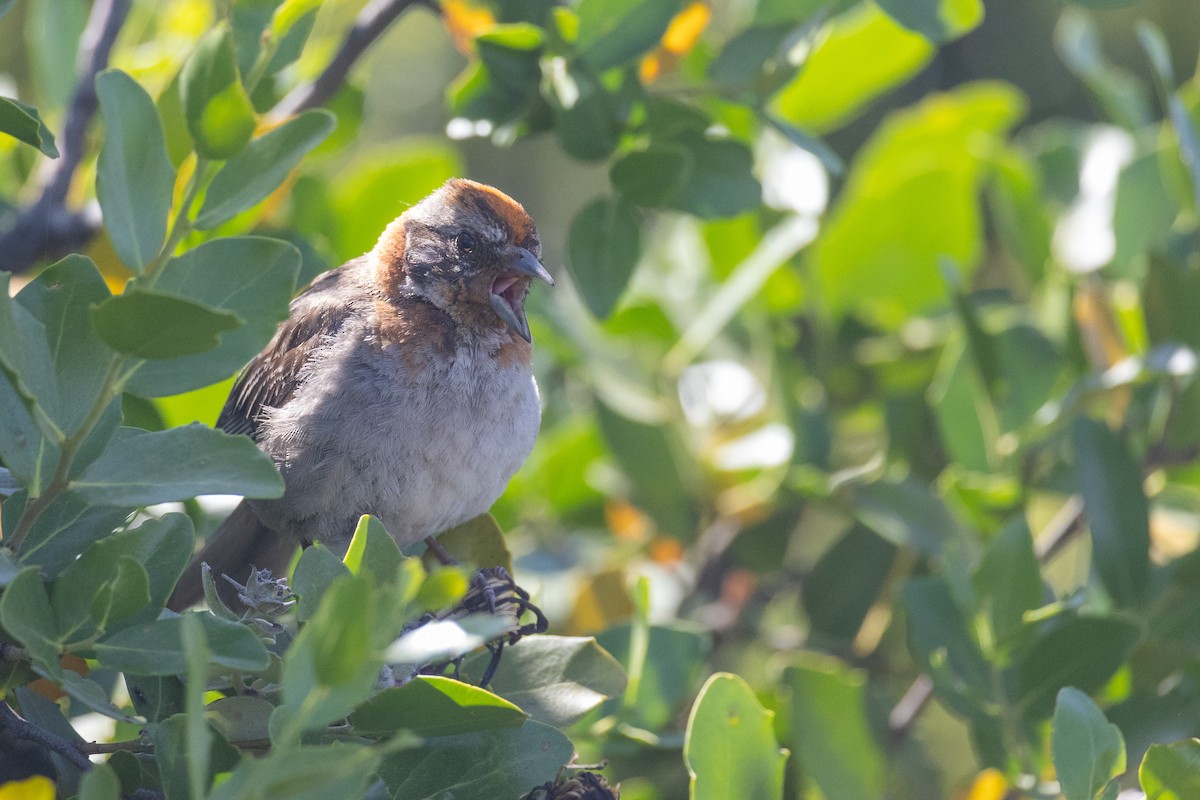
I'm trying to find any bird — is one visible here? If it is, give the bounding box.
[168,178,553,611]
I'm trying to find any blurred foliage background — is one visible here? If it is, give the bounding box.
[4,0,1200,798]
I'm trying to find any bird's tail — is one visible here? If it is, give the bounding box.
[167,499,297,612]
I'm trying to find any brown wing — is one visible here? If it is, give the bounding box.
[216,262,361,441]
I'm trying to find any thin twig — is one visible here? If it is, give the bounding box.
[0,0,130,273]
[78,738,153,756]
[270,0,435,120]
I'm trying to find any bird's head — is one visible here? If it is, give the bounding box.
[371,178,553,342]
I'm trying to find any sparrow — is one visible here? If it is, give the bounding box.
[168,179,553,610]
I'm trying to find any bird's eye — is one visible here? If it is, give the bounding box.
[456,232,477,254]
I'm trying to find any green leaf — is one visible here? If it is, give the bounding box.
[378,719,573,800]
[0,96,59,157]
[901,576,992,716]
[428,514,513,575]
[685,672,788,800]
[125,237,301,397]
[1145,252,1200,352]
[9,490,133,575]
[875,0,983,43]
[544,60,618,161]
[772,4,934,133]
[95,70,175,271]
[343,514,404,585]
[93,612,270,675]
[208,743,379,800]
[813,82,1023,327]
[72,424,283,506]
[973,516,1042,648]
[610,145,692,207]
[15,255,116,434]
[1140,740,1200,800]
[196,110,336,229]
[92,288,242,360]
[154,713,241,800]
[575,0,683,71]
[785,655,885,800]
[78,762,120,800]
[596,621,710,731]
[349,675,526,736]
[803,524,898,641]
[1073,417,1151,606]
[460,636,626,728]
[853,478,960,556]
[0,1,13,21]
[51,513,193,640]
[207,695,274,742]
[566,195,641,319]
[1016,615,1140,717]
[1055,10,1152,130]
[1067,0,1140,8]
[292,543,351,622]
[0,567,63,679]
[271,0,322,39]
[1052,687,1126,800]
[279,575,381,735]
[180,24,257,159]
[672,132,762,219]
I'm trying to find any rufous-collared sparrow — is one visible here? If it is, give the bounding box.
[169,178,553,609]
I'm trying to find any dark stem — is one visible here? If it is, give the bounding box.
[0,701,92,772]
[0,0,131,273]
[270,0,435,119]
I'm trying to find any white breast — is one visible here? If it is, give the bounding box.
[251,323,540,550]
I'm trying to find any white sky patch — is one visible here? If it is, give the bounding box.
[759,128,829,217]
[1052,126,1135,273]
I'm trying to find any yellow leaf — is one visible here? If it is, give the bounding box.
[0,776,56,800]
[566,568,634,634]
[640,2,710,83]
[442,0,496,54]
[962,768,1007,800]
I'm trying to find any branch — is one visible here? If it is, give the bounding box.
[0,701,92,772]
[0,0,433,275]
[0,0,130,273]
[269,0,435,120]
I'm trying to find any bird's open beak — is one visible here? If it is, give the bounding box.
[490,247,553,343]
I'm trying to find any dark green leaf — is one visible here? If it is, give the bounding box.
[0,567,63,679]
[126,674,185,722]
[1140,740,1200,799]
[154,714,241,800]
[544,61,618,161]
[125,237,300,396]
[785,656,885,800]
[901,576,992,717]
[95,70,175,271]
[610,145,692,207]
[0,96,59,157]
[92,288,242,360]
[576,0,683,72]
[10,490,133,575]
[477,23,543,94]
[51,513,192,639]
[973,516,1042,647]
[0,1,13,21]
[15,255,116,434]
[672,132,762,218]
[1052,687,1125,800]
[1073,417,1151,606]
[460,635,626,727]
[854,478,960,556]
[196,110,336,229]
[765,115,845,175]
[180,24,257,159]
[93,612,270,675]
[72,424,283,506]
[1016,615,1140,717]
[378,719,572,800]
[566,195,641,319]
[1055,10,1152,130]
[1145,252,1200,351]
[803,524,897,641]
[684,672,787,800]
[350,675,526,736]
